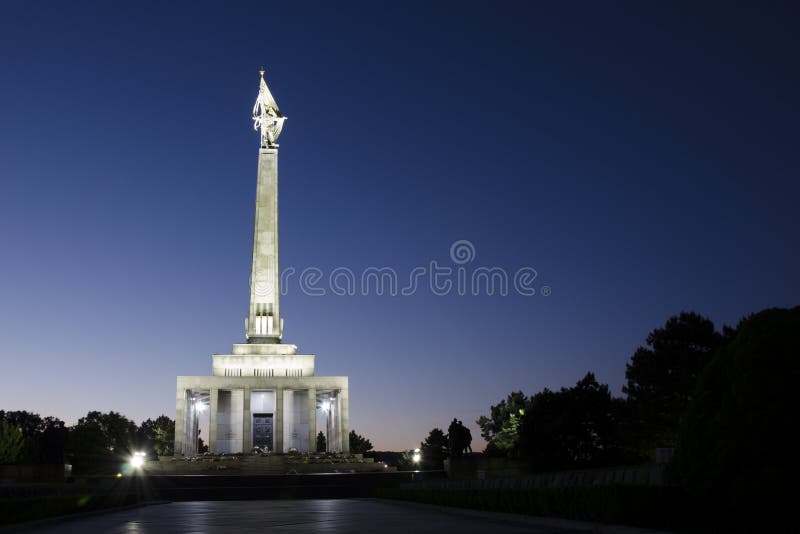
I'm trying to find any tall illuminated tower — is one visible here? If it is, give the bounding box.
[174,70,349,456]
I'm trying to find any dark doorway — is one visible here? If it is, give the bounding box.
[253,413,274,450]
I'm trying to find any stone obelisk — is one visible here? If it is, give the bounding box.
[246,69,287,343]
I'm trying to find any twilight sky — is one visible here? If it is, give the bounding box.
[0,1,798,450]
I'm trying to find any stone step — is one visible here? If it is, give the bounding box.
[145,456,387,476]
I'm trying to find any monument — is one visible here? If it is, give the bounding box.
[174,70,349,455]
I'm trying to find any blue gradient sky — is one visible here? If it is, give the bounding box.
[1,2,798,450]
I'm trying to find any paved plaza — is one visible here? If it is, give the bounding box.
[29,499,573,533]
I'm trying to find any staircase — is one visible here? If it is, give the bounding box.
[145,454,393,476]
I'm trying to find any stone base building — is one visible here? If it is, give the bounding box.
[175,342,348,455]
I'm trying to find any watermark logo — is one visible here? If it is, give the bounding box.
[252,258,276,297]
[270,240,550,298]
[450,239,476,264]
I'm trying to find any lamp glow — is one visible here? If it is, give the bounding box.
[130,451,146,469]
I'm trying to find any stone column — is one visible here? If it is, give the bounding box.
[307,387,316,453]
[274,387,284,453]
[242,386,252,453]
[174,387,187,456]
[340,387,350,454]
[189,400,197,455]
[325,403,332,452]
[335,393,343,453]
[208,388,219,453]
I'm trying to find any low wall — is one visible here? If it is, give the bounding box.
[442,457,664,488]
[446,456,530,480]
[0,464,68,484]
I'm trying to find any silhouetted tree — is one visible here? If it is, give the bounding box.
[674,306,800,529]
[348,430,373,455]
[316,431,327,453]
[420,428,449,470]
[476,391,529,456]
[38,417,67,464]
[67,411,137,472]
[623,312,722,453]
[78,411,137,453]
[519,372,633,471]
[0,411,43,439]
[0,411,67,464]
[447,419,472,457]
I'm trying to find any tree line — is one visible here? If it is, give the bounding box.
[411,310,728,471]
[469,306,799,524]
[0,407,377,468]
[0,410,174,472]
[407,306,798,525]
[473,310,731,467]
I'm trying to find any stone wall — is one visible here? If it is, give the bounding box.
[440,457,665,488]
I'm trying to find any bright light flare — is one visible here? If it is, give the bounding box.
[130,451,146,468]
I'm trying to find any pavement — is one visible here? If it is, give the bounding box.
[21,499,545,533]
[19,498,670,534]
